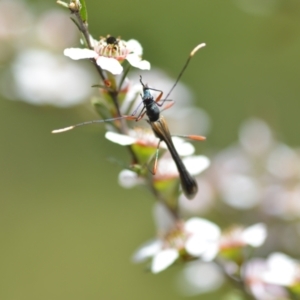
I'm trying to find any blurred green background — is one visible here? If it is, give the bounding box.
[1,0,300,299]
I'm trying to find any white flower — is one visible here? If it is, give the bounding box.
[182,155,210,175]
[220,223,267,250]
[9,49,93,106]
[105,128,159,148]
[118,170,144,189]
[242,258,288,300]
[105,129,198,156]
[209,118,300,219]
[132,203,220,273]
[105,131,138,146]
[262,252,300,287]
[184,218,220,261]
[154,154,210,181]
[152,249,179,273]
[107,129,210,192]
[242,223,267,247]
[64,36,150,75]
[177,261,224,296]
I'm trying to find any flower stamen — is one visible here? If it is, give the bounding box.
[95,35,129,61]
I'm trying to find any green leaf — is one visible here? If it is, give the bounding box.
[92,98,114,121]
[79,0,88,22]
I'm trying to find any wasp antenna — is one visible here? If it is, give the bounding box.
[51,116,129,134]
[52,126,75,134]
[190,43,206,57]
[164,42,206,101]
[139,75,145,87]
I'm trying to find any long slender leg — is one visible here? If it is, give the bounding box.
[151,90,174,109]
[152,140,162,175]
[145,87,167,108]
[132,91,150,121]
[146,139,162,175]
[130,94,144,116]
[135,106,147,121]
[160,100,175,112]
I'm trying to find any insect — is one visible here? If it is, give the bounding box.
[138,75,206,199]
[52,43,206,199]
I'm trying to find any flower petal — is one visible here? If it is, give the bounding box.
[183,155,210,176]
[178,261,224,296]
[201,242,220,261]
[64,48,96,60]
[152,249,179,273]
[132,239,162,263]
[185,235,207,257]
[118,170,144,188]
[126,39,143,56]
[185,218,220,259]
[96,56,123,75]
[105,131,137,146]
[242,223,267,247]
[126,54,151,70]
[172,137,195,156]
[185,218,220,240]
[263,252,298,286]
